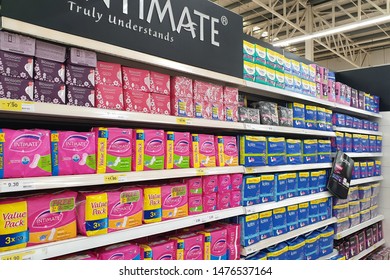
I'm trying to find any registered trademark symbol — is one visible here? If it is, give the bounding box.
[221,16,228,26]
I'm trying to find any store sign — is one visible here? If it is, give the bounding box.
[1,0,243,77]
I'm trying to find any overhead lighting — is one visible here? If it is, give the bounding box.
[261,31,269,37]
[273,14,390,47]
[253,26,261,32]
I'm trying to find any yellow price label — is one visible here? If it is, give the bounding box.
[0,100,33,112]
[196,168,206,176]
[246,167,254,174]
[1,251,35,260]
[176,117,190,125]
[104,174,126,184]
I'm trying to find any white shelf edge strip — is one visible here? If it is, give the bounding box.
[350,176,384,187]
[349,239,386,260]
[335,215,385,240]
[245,163,332,174]
[333,127,383,136]
[0,166,245,193]
[241,217,337,256]
[0,99,336,138]
[1,17,382,120]
[244,192,333,215]
[0,207,244,260]
[317,249,339,260]
[332,152,383,158]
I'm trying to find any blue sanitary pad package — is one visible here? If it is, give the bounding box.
[267,137,286,166]
[286,139,302,164]
[303,139,318,164]
[298,172,310,196]
[240,136,267,167]
[260,174,275,203]
[305,105,317,130]
[286,173,298,198]
[272,207,287,236]
[318,140,331,163]
[239,213,260,247]
[288,103,305,128]
[287,204,299,231]
[259,210,273,240]
[242,176,260,206]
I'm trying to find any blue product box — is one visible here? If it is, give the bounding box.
[325,109,333,131]
[360,162,368,178]
[259,210,273,240]
[319,226,335,257]
[267,137,286,166]
[345,115,353,128]
[288,103,305,128]
[310,171,320,194]
[286,139,303,164]
[318,170,328,192]
[369,135,377,152]
[373,96,380,113]
[343,133,352,152]
[242,176,260,206]
[332,113,345,127]
[286,173,298,198]
[363,120,370,130]
[275,173,287,202]
[361,135,369,152]
[298,172,310,196]
[317,107,326,131]
[367,160,375,177]
[318,140,331,163]
[303,139,318,164]
[331,132,344,152]
[272,207,287,236]
[318,198,329,221]
[352,117,359,129]
[260,174,275,203]
[352,162,360,179]
[239,136,267,167]
[239,213,260,247]
[357,119,363,129]
[305,105,317,130]
[298,202,310,228]
[373,122,379,131]
[376,136,382,152]
[352,134,362,153]
[374,160,381,176]
[287,237,306,260]
[266,242,289,260]
[287,204,299,231]
[305,231,321,260]
[369,121,374,131]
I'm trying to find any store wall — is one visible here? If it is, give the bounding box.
[379,112,390,246]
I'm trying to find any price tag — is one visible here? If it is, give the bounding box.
[194,218,201,224]
[176,117,190,125]
[1,251,35,260]
[0,100,34,112]
[337,234,342,239]
[104,174,126,184]
[106,111,125,120]
[1,181,34,192]
[245,124,253,130]
[246,167,254,174]
[195,168,206,176]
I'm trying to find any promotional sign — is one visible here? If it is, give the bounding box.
[1,0,243,77]
[327,151,354,199]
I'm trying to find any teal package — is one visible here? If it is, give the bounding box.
[305,231,321,260]
[298,172,310,196]
[267,137,286,166]
[318,140,331,163]
[287,204,299,231]
[298,202,309,227]
[275,173,287,202]
[260,174,275,203]
[286,139,303,164]
[272,207,287,236]
[286,173,298,198]
[259,210,273,240]
[303,139,318,164]
[266,242,289,260]
[309,200,320,224]
[239,136,267,167]
[318,226,335,256]
[287,237,306,260]
[239,214,260,247]
[241,176,260,206]
[310,171,320,194]
[318,170,328,192]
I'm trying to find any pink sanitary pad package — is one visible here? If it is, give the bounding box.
[96,243,141,260]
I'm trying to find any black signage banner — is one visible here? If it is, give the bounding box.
[1,0,243,77]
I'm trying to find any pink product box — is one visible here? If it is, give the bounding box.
[357,231,366,253]
[175,233,204,260]
[211,102,225,121]
[65,64,95,88]
[68,47,97,68]
[218,174,232,193]
[124,90,152,113]
[34,58,65,84]
[95,61,122,87]
[224,104,239,122]
[316,82,322,99]
[34,80,66,104]
[321,83,329,100]
[193,80,212,102]
[217,192,231,210]
[194,100,212,119]
[188,195,203,215]
[151,93,171,115]
[141,240,176,260]
[187,177,202,196]
[150,71,170,95]
[203,193,217,212]
[351,89,358,108]
[171,76,193,98]
[96,243,140,260]
[95,84,124,110]
[230,191,241,207]
[358,91,365,110]
[345,86,352,106]
[0,31,36,56]
[0,51,34,79]
[122,67,150,92]
[223,87,239,105]
[231,174,243,191]
[171,96,194,117]
[35,40,66,62]
[67,85,95,107]
[328,80,336,102]
[0,75,34,101]
[202,175,218,194]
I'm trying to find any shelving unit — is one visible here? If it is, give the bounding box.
[318,249,339,260]
[332,152,383,158]
[0,207,245,260]
[350,176,384,187]
[349,239,386,260]
[244,163,332,174]
[333,127,383,136]
[241,217,337,256]
[244,192,333,215]
[335,215,385,240]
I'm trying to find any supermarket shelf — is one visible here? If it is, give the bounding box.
[333,127,382,136]
[244,163,332,174]
[349,239,386,260]
[0,17,382,121]
[317,249,339,260]
[244,192,333,215]
[0,99,336,137]
[0,166,245,193]
[332,152,383,158]
[241,217,337,256]
[350,176,384,186]
[0,207,245,260]
[335,215,385,240]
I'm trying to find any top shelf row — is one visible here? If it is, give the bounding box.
[1,18,382,120]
